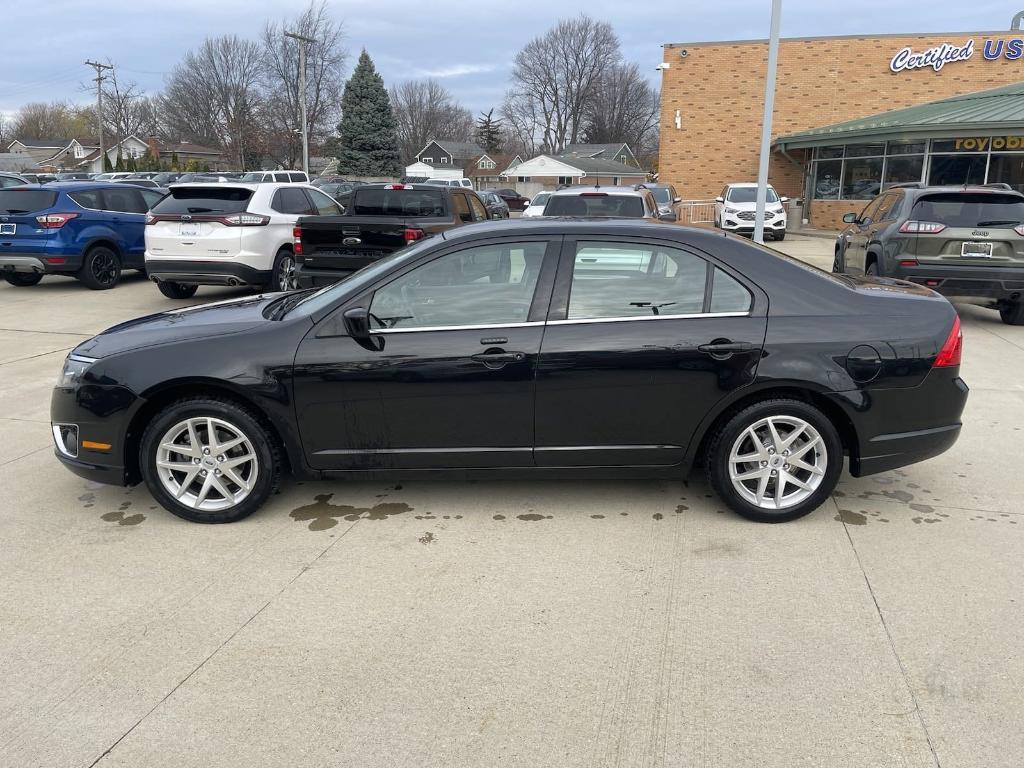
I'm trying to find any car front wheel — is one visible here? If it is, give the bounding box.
[1000,300,1024,325]
[707,398,843,523]
[140,397,280,523]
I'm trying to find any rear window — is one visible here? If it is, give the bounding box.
[351,188,446,217]
[912,193,1024,228]
[544,194,645,217]
[151,187,253,215]
[0,190,58,213]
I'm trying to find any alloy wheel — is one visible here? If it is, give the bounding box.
[727,416,826,510]
[91,252,118,285]
[155,417,259,512]
[277,254,297,291]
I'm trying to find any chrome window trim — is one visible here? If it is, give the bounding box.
[548,311,750,326]
[371,321,544,335]
[68,354,99,364]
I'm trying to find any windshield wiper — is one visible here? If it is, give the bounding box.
[975,220,1019,226]
[268,289,318,319]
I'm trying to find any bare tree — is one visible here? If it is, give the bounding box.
[506,15,620,153]
[162,35,264,168]
[389,79,474,163]
[101,66,147,147]
[12,101,94,142]
[581,63,659,163]
[261,0,348,167]
[0,112,9,148]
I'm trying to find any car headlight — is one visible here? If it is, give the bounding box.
[57,355,95,388]
[724,207,739,214]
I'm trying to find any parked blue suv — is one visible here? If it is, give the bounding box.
[0,182,166,289]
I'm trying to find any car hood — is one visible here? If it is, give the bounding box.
[74,294,280,358]
[725,200,785,211]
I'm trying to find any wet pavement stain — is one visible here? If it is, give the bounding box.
[912,516,941,524]
[493,514,506,521]
[79,492,95,509]
[675,504,688,513]
[289,493,413,531]
[652,513,664,520]
[418,531,435,545]
[835,509,867,525]
[590,514,605,519]
[100,510,146,526]
[909,503,935,515]
[620,512,628,516]
[516,514,552,521]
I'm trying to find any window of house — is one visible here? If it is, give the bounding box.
[421,157,433,163]
[480,159,495,169]
[517,176,530,183]
[557,176,573,186]
[368,241,548,330]
[439,157,448,164]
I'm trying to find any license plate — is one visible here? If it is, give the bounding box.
[0,224,14,235]
[961,241,993,257]
[179,223,200,238]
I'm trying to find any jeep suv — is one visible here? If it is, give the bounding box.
[835,183,1024,325]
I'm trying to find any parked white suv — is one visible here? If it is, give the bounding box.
[714,182,788,241]
[239,170,310,183]
[145,183,342,298]
[425,178,473,188]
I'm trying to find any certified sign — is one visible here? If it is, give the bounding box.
[890,40,974,73]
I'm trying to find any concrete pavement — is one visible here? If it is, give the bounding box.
[0,238,1021,767]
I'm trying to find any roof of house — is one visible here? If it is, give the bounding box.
[464,153,519,177]
[553,155,646,175]
[425,140,485,160]
[156,141,222,155]
[9,138,79,149]
[562,142,632,159]
[774,82,1024,148]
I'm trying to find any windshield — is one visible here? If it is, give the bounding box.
[285,237,441,318]
[151,187,252,214]
[351,187,446,216]
[649,188,671,203]
[531,192,551,206]
[727,186,779,204]
[0,190,58,213]
[544,194,644,217]
[240,172,265,182]
[913,193,1024,227]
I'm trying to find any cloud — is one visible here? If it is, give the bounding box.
[411,64,496,78]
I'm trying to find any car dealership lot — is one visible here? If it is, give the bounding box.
[1,240,1022,767]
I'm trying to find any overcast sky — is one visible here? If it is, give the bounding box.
[1,0,1016,119]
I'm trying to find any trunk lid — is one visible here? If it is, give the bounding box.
[905,191,1024,266]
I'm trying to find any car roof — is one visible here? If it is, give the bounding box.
[725,182,777,189]
[549,185,649,197]
[166,182,317,191]
[441,218,706,243]
[17,181,126,190]
[905,184,1024,197]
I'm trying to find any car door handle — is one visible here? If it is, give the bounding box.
[471,350,525,365]
[698,340,756,356]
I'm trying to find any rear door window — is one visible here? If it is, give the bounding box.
[69,190,102,210]
[273,172,290,183]
[468,195,488,221]
[0,190,57,212]
[307,189,343,216]
[139,189,166,210]
[288,172,307,183]
[272,187,315,215]
[101,187,148,214]
[151,187,254,215]
[453,193,472,222]
[912,193,1024,228]
[350,188,446,217]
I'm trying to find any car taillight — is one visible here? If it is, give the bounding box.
[899,220,946,234]
[898,259,918,267]
[219,213,269,226]
[1014,225,1024,236]
[580,192,608,197]
[384,183,407,190]
[293,226,302,256]
[403,227,424,244]
[933,315,962,368]
[35,213,78,229]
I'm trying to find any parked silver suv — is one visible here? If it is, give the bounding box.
[541,185,668,220]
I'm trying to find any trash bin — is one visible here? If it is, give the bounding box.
[786,198,803,231]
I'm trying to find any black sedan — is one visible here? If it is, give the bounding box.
[478,190,511,219]
[51,220,967,524]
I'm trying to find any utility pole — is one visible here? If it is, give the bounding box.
[284,31,315,175]
[753,0,782,245]
[84,60,113,173]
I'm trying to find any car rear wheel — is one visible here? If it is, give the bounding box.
[1000,300,1024,325]
[78,246,121,290]
[157,281,199,299]
[4,272,42,287]
[707,398,843,523]
[272,249,298,292]
[865,260,879,277]
[140,397,280,523]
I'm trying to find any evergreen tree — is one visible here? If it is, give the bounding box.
[170,151,180,171]
[335,50,401,177]
[475,109,504,154]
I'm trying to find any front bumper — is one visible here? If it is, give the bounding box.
[51,381,139,487]
[720,216,787,236]
[893,262,1024,301]
[146,259,270,288]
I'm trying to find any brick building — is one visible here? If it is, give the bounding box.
[658,29,1024,229]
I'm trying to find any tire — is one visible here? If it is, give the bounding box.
[1000,301,1024,325]
[78,246,121,290]
[706,398,843,523]
[4,272,42,287]
[157,281,199,299]
[865,260,879,277]
[774,231,786,241]
[271,248,298,292]
[832,248,843,273]
[140,397,280,524]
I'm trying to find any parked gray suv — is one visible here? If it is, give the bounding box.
[834,183,1024,325]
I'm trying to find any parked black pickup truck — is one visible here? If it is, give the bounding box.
[294,182,491,287]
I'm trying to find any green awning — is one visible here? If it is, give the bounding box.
[775,82,1024,149]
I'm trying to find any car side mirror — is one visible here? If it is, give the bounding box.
[842,212,858,224]
[715,196,724,203]
[343,307,371,339]
[673,197,682,204]
[780,196,790,203]
[523,199,531,206]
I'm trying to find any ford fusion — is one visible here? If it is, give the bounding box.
[51,220,967,524]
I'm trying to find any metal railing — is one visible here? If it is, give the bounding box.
[676,199,717,225]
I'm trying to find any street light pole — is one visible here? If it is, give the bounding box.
[753,0,782,245]
[284,31,315,175]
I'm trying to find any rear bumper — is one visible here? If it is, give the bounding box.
[854,423,962,476]
[0,253,82,274]
[146,259,270,287]
[295,264,356,288]
[894,262,1024,301]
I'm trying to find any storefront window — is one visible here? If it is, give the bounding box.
[815,146,844,159]
[842,157,883,199]
[886,140,926,155]
[928,154,986,186]
[812,160,842,199]
[845,143,885,158]
[986,154,1024,192]
[882,155,924,189]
